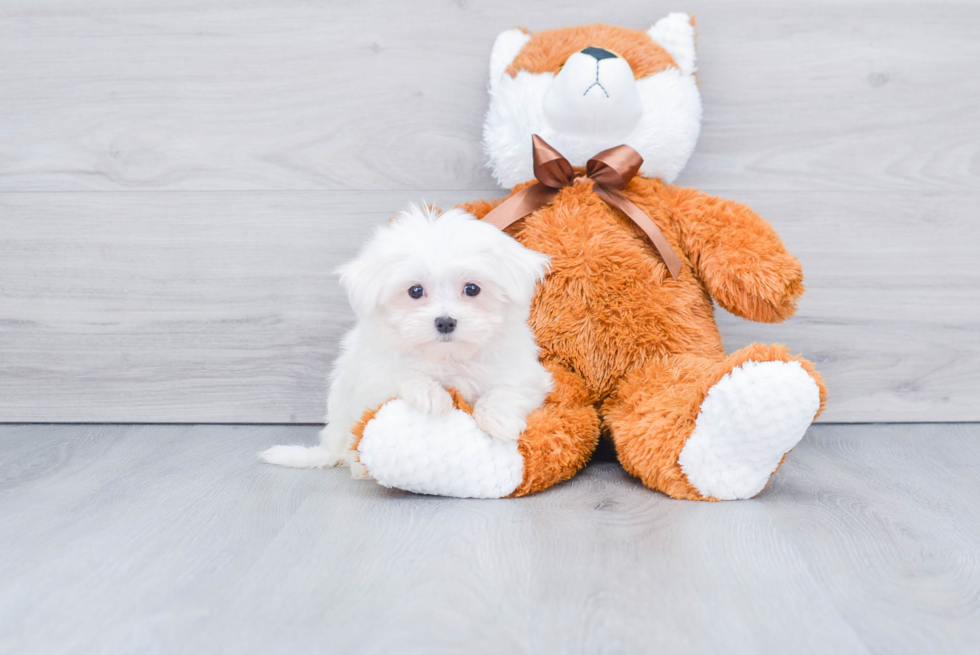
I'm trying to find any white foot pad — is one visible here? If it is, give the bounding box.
[357,400,524,499]
[678,360,820,500]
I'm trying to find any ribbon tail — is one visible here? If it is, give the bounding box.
[482,183,558,231]
[595,186,683,279]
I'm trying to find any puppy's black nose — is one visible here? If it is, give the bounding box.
[434,316,457,334]
[581,46,617,61]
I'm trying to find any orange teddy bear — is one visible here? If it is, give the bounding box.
[353,14,827,500]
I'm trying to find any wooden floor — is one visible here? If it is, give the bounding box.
[1,424,978,653]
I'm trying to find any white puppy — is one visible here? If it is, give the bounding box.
[261,204,552,472]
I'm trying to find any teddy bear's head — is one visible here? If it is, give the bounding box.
[484,14,701,188]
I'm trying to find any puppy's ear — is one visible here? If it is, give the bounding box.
[335,244,390,320]
[492,236,550,307]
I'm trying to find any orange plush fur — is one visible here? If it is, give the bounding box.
[358,21,826,500]
[507,24,679,79]
[462,173,826,499]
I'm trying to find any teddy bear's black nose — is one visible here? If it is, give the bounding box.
[581,46,618,61]
[434,316,457,334]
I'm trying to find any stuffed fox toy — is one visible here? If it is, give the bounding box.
[353,14,828,500]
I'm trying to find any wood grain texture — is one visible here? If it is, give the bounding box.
[0,0,977,422]
[0,1,976,193]
[0,423,977,653]
[1,190,977,423]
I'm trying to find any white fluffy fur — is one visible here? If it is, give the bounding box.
[484,14,702,189]
[260,205,553,470]
[647,12,697,77]
[489,28,531,89]
[357,399,525,498]
[678,361,821,500]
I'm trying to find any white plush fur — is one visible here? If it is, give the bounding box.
[260,204,553,470]
[489,28,531,89]
[647,12,697,77]
[484,14,702,189]
[677,361,821,500]
[358,399,524,498]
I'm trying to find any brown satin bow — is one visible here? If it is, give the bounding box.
[483,135,682,279]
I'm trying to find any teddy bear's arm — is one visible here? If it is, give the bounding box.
[667,185,804,323]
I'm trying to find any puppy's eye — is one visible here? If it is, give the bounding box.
[463,283,480,297]
[408,285,424,299]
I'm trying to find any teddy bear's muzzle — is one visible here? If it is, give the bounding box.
[542,47,643,141]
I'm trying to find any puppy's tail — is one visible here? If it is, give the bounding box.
[259,445,346,469]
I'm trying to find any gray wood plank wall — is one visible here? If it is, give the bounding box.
[1,0,977,423]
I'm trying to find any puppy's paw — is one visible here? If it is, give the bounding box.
[399,377,454,415]
[349,458,372,480]
[473,400,527,442]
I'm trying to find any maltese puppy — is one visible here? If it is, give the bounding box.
[261,204,552,472]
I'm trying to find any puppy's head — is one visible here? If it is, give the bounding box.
[337,204,549,360]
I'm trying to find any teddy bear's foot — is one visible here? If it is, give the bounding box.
[355,399,525,499]
[604,344,827,501]
[677,359,821,500]
[352,365,601,499]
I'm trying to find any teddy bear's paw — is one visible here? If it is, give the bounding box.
[356,399,524,498]
[678,360,821,500]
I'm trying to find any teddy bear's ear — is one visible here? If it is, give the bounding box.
[647,13,697,77]
[489,28,531,88]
